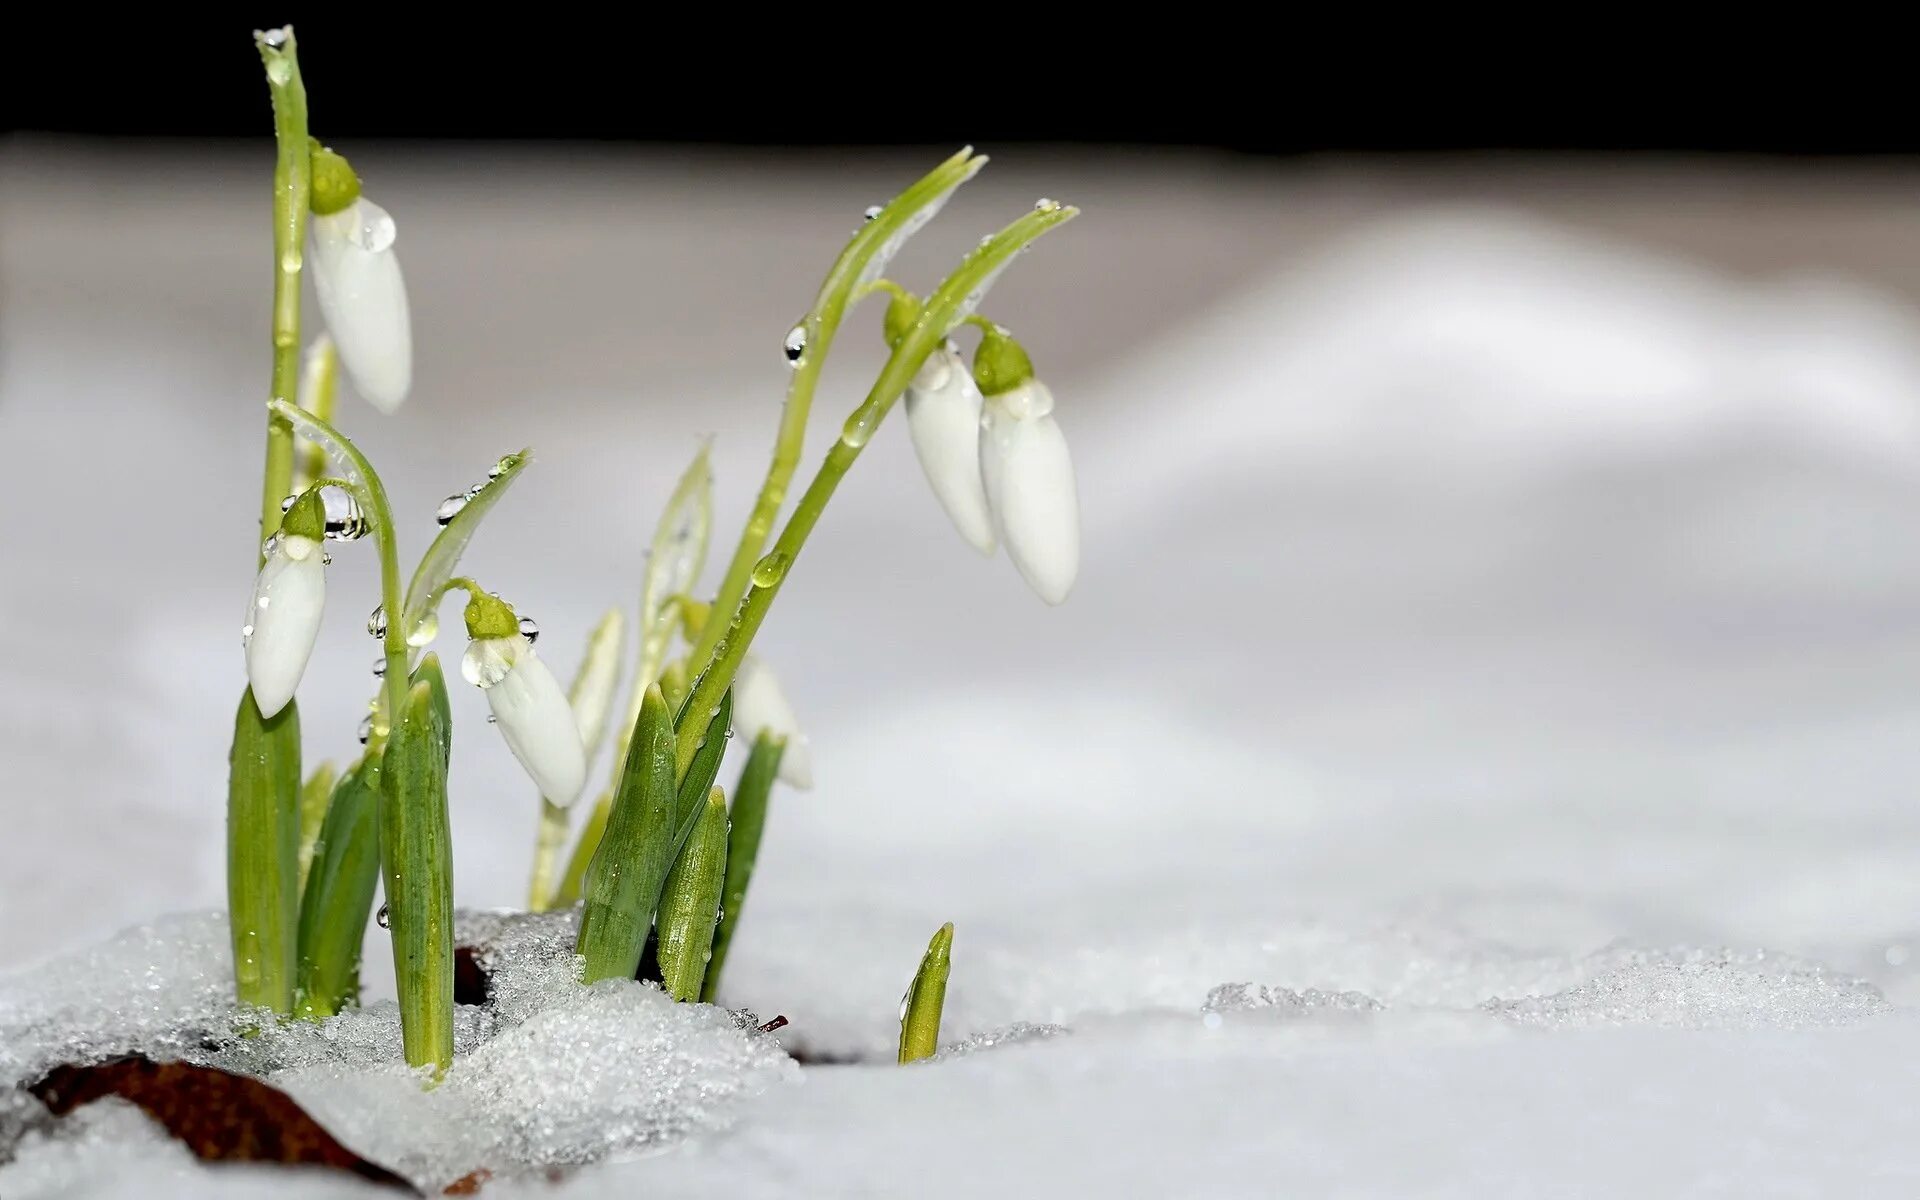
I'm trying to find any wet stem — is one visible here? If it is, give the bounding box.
[256,31,311,566]
[675,204,1076,775]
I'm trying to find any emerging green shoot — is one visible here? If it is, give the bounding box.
[899,923,955,1063]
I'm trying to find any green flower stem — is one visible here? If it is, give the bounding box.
[296,336,340,486]
[551,792,611,908]
[527,799,571,912]
[255,28,312,563]
[701,732,785,1003]
[655,787,729,1002]
[685,149,985,676]
[295,753,382,1020]
[227,692,302,1014]
[295,761,338,896]
[898,922,954,1063]
[676,203,1077,776]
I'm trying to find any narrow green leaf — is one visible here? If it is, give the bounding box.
[228,689,302,1014]
[577,685,678,983]
[702,732,785,1002]
[379,681,454,1075]
[400,450,531,654]
[656,788,729,1001]
[550,791,611,908]
[569,607,627,760]
[296,760,338,897]
[410,652,454,768]
[640,446,713,637]
[898,923,954,1063]
[295,754,382,1020]
[673,688,732,840]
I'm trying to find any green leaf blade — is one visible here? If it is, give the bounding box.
[378,680,454,1075]
[898,923,954,1063]
[295,754,382,1021]
[401,450,531,654]
[656,788,729,1002]
[702,732,785,1003]
[228,689,303,1014]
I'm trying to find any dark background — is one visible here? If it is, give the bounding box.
[0,19,1903,153]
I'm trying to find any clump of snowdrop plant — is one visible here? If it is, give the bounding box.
[228,26,1079,1080]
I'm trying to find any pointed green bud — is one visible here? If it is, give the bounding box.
[309,140,362,216]
[281,488,327,542]
[463,589,519,640]
[971,325,1035,397]
[883,289,921,348]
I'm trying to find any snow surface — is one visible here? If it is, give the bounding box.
[8,148,1920,1194]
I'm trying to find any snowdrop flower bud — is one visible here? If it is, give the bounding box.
[462,592,587,806]
[904,341,997,555]
[975,328,1080,605]
[245,490,328,718]
[734,655,813,789]
[309,143,412,414]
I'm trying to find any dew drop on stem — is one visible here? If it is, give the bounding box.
[371,656,387,678]
[357,715,373,745]
[863,205,883,221]
[783,323,808,367]
[323,488,369,541]
[376,903,390,929]
[750,550,791,588]
[367,605,388,638]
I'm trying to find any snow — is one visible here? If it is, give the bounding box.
[8,146,1920,1193]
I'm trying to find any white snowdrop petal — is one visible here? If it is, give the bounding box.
[245,537,327,717]
[484,642,588,806]
[905,345,997,555]
[311,199,412,414]
[982,388,1080,605]
[734,657,813,790]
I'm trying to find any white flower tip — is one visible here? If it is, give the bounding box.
[481,641,589,806]
[311,199,413,415]
[244,538,326,718]
[981,390,1080,606]
[906,347,997,555]
[778,736,814,790]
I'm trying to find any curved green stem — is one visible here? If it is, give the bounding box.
[675,204,1076,775]
[255,29,311,566]
[685,149,985,675]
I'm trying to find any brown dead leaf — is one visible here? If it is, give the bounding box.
[28,1055,415,1192]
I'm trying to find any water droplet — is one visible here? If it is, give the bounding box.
[783,323,808,367]
[1033,197,1061,213]
[280,248,303,273]
[357,715,373,744]
[840,408,878,448]
[750,550,791,588]
[322,488,368,540]
[367,605,388,638]
[899,988,912,1022]
[257,26,289,47]
[349,199,398,253]
[407,611,439,648]
[435,493,469,525]
[280,493,299,513]
[371,657,387,678]
[517,615,540,643]
[486,713,498,725]
[241,623,255,645]
[376,904,390,929]
[862,204,883,221]
[264,57,292,84]
[488,455,514,479]
[260,534,280,559]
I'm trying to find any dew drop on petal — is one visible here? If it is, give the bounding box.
[375,903,390,929]
[367,605,388,638]
[517,615,540,643]
[783,323,808,367]
[241,623,255,646]
[436,494,469,525]
[349,199,398,253]
[750,550,791,588]
[261,534,280,559]
[407,611,440,648]
[486,713,498,725]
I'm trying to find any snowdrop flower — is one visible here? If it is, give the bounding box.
[245,490,328,717]
[974,328,1080,605]
[904,340,997,554]
[461,592,586,805]
[733,655,813,789]
[308,143,412,414]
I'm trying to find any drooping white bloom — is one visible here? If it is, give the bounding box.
[245,534,326,717]
[310,196,412,413]
[904,342,997,555]
[733,655,813,789]
[980,380,1080,605]
[464,634,587,805]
